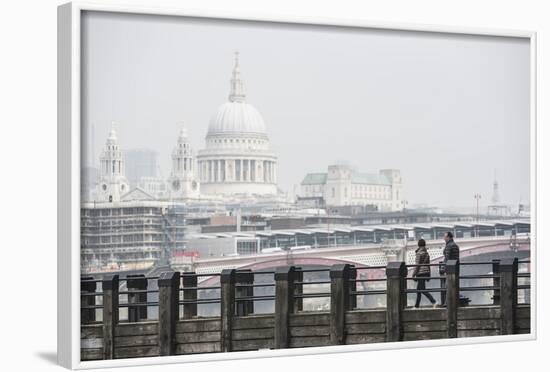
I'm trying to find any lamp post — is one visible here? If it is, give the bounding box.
[474,193,482,237]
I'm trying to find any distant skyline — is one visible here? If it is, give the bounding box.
[81,11,530,209]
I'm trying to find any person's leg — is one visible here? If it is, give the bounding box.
[423,283,436,304]
[415,278,425,307]
[440,277,446,306]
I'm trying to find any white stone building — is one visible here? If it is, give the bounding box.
[197,53,278,196]
[167,127,200,199]
[300,164,404,211]
[95,127,130,203]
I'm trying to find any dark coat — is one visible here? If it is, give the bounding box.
[443,239,460,262]
[413,246,431,278]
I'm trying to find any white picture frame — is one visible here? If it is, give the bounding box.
[58,1,537,369]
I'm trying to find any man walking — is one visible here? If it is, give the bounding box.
[439,231,459,306]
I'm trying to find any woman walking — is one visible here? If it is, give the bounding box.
[413,239,438,308]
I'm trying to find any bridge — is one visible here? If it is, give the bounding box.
[171,235,530,275]
[80,258,531,361]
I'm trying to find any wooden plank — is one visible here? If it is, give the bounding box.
[220,269,235,352]
[233,315,274,330]
[233,327,274,340]
[115,335,159,347]
[81,338,103,349]
[516,318,531,329]
[290,326,329,337]
[289,312,330,327]
[232,338,274,351]
[457,306,501,320]
[176,331,221,344]
[457,319,500,331]
[403,321,447,333]
[176,342,221,354]
[345,334,386,344]
[403,309,446,322]
[81,348,103,361]
[289,336,331,348]
[403,331,447,341]
[458,329,500,338]
[177,319,221,333]
[345,323,386,334]
[115,322,158,337]
[445,261,459,338]
[517,306,531,319]
[114,346,160,359]
[386,262,406,342]
[81,325,103,339]
[345,310,386,324]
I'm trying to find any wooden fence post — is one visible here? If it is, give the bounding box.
[445,260,459,338]
[81,276,96,324]
[349,266,357,310]
[158,271,180,356]
[274,266,296,349]
[181,272,197,319]
[294,267,303,313]
[330,264,352,345]
[102,274,119,359]
[500,257,518,335]
[127,274,147,322]
[492,260,501,305]
[236,270,254,316]
[220,269,236,352]
[386,262,406,342]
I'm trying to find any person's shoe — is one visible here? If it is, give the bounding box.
[432,303,439,308]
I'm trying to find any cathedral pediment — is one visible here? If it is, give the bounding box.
[121,187,155,201]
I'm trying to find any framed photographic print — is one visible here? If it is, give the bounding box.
[57,1,536,369]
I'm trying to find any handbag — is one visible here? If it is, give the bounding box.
[439,261,446,275]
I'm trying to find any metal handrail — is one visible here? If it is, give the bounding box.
[119,302,159,308]
[294,281,330,285]
[80,292,104,297]
[294,292,331,299]
[179,298,221,305]
[235,295,276,302]
[459,275,499,279]
[118,290,159,295]
[459,286,499,291]
[405,288,446,293]
[297,268,330,273]
[350,290,387,295]
[234,283,274,288]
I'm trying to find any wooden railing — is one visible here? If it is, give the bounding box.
[80,258,531,361]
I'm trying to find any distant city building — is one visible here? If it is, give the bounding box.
[81,166,98,202]
[300,164,404,211]
[167,127,200,199]
[95,128,129,202]
[137,176,167,198]
[80,201,188,273]
[124,148,162,189]
[197,52,278,196]
[487,175,511,217]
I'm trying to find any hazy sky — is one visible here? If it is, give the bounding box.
[81,11,530,209]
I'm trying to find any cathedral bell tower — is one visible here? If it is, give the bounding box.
[95,126,129,202]
[168,127,200,199]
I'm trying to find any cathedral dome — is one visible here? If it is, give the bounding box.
[208,101,266,136]
[206,52,267,138]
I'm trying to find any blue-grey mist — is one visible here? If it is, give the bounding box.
[81,11,531,210]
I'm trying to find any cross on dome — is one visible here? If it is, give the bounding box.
[229,51,246,102]
[107,122,118,143]
[178,124,188,140]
